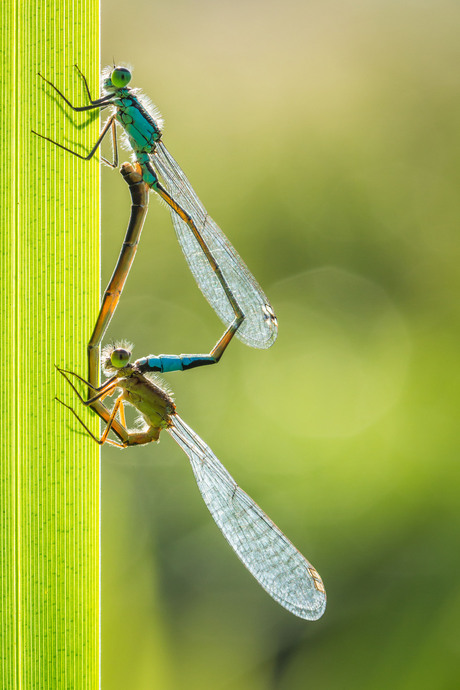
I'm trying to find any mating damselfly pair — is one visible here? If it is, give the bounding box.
[35,65,326,621]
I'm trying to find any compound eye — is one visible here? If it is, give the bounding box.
[111,348,131,368]
[111,67,132,88]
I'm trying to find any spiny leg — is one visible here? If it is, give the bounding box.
[56,364,118,406]
[56,392,159,448]
[74,64,104,105]
[117,397,127,428]
[37,70,114,111]
[55,364,129,444]
[32,114,117,165]
[56,364,130,446]
[108,117,119,168]
[89,399,129,444]
[100,395,125,445]
[56,393,126,448]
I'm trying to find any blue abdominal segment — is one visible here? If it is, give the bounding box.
[135,354,216,373]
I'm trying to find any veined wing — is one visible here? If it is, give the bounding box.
[151,142,278,349]
[168,414,326,620]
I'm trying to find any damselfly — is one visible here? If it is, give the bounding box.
[56,340,326,621]
[33,65,278,349]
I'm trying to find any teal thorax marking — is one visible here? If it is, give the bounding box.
[112,88,162,154]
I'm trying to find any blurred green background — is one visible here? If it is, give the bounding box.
[98,1,460,688]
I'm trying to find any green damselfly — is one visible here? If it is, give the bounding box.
[57,339,326,621]
[34,65,278,349]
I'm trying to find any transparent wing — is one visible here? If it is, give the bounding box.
[150,142,278,349]
[168,414,326,620]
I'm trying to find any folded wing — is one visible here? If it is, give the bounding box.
[168,414,326,620]
[151,143,278,349]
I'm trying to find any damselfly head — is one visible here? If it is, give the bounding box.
[102,341,133,374]
[111,347,131,369]
[101,65,132,92]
